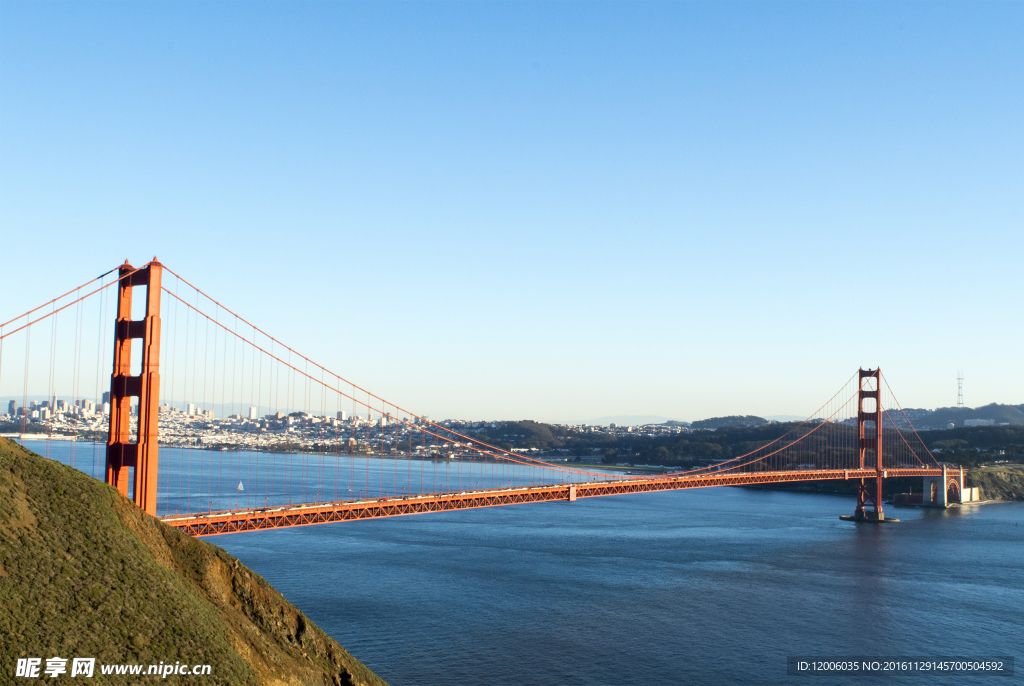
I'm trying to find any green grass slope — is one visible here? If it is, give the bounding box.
[0,438,388,686]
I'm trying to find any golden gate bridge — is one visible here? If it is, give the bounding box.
[0,259,959,537]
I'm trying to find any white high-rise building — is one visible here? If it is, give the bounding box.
[186,403,196,416]
[249,406,258,420]
[963,418,995,427]
[337,411,348,421]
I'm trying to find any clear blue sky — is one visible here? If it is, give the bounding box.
[1,1,1021,423]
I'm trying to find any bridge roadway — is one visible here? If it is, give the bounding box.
[160,467,943,536]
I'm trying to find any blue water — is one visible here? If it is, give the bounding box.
[215,490,1022,685]
[28,439,591,515]
[32,439,1024,685]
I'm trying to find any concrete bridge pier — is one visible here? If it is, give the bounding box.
[923,466,980,507]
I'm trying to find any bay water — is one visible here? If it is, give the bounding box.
[33,439,1024,685]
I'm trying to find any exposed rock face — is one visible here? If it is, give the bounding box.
[0,437,388,686]
[967,466,1024,501]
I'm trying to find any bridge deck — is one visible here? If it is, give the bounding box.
[160,468,943,536]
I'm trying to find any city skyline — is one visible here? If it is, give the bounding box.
[0,381,1016,428]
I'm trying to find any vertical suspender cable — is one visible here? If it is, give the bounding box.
[45,303,57,458]
[249,324,258,509]
[22,325,31,445]
[0,334,3,443]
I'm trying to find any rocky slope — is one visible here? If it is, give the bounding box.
[967,466,1024,501]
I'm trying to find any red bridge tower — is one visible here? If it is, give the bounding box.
[854,368,885,521]
[105,260,162,515]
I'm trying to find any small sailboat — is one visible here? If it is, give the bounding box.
[237,481,244,492]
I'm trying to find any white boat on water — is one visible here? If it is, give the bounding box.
[237,481,244,492]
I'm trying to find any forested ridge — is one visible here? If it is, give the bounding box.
[469,421,1024,469]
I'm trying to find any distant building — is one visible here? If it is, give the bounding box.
[186,403,196,416]
[964,419,995,427]
[248,406,258,420]
[337,411,348,421]
[7,400,16,416]
[102,391,110,404]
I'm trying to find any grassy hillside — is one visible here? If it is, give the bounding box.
[0,437,388,685]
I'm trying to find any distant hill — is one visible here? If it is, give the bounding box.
[0,438,387,686]
[900,403,1024,430]
[691,415,769,430]
[585,415,679,426]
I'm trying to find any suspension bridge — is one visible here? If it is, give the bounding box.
[0,259,957,537]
